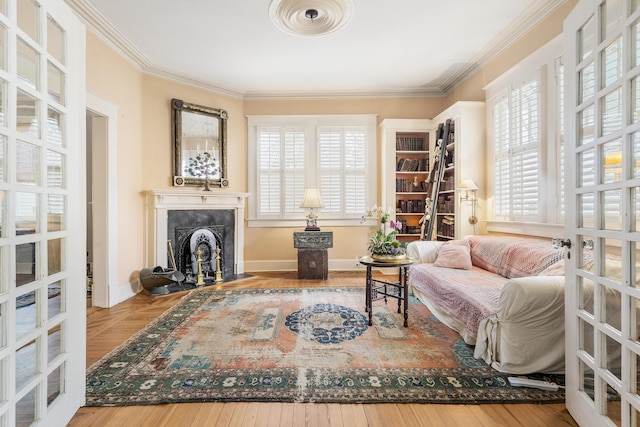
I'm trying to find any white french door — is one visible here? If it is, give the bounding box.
[0,0,85,426]
[565,0,640,426]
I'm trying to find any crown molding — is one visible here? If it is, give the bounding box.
[241,87,445,100]
[65,0,149,71]
[66,0,562,100]
[439,0,564,94]
[64,0,247,99]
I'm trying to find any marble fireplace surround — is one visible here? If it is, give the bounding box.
[145,190,249,276]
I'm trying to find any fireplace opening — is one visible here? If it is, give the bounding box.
[175,225,223,284]
[167,209,235,282]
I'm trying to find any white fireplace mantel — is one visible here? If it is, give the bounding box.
[145,189,249,275]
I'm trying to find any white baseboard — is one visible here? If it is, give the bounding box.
[244,258,372,273]
[104,279,141,308]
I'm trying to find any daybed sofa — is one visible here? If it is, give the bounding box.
[406,236,566,374]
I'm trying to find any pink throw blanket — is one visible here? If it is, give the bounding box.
[409,264,508,341]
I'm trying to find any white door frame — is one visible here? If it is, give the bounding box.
[86,91,118,308]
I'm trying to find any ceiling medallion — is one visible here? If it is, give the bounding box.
[269,0,355,37]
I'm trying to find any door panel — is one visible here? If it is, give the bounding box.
[0,0,84,425]
[565,1,640,425]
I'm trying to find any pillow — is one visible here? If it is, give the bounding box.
[405,241,443,264]
[433,240,472,270]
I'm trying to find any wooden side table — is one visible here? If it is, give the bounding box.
[357,255,416,327]
[293,231,333,280]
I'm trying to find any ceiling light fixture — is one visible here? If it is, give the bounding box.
[269,0,355,37]
[305,9,319,21]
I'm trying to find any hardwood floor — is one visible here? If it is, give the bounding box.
[68,271,578,427]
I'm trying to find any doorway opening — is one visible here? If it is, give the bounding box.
[86,92,118,307]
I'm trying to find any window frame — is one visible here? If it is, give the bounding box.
[485,35,563,237]
[247,114,377,228]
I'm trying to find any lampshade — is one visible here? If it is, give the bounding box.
[300,188,324,209]
[458,178,479,191]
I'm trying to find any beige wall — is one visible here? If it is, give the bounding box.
[85,0,576,284]
[86,32,144,292]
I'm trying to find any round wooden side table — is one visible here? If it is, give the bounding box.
[357,255,416,327]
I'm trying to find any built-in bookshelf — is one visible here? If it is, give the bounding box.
[432,120,457,240]
[381,119,431,242]
[430,102,486,240]
[381,102,485,243]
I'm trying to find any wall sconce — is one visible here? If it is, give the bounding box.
[300,188,324,231]
[458,178,478,225]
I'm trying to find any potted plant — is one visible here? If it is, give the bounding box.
[361,205,407,262]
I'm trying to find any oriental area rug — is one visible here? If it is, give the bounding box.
[85,287,565,406]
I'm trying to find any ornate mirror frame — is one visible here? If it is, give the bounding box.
[172,98,228,188]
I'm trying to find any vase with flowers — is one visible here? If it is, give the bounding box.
[361,205,407,262]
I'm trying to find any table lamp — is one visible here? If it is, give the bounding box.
[300,188,323,231]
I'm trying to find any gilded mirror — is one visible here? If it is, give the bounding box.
[172,98,228,188]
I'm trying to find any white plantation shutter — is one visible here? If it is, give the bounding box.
[490,77,541,222]
[258,127,306,216]
[319,127,367,216]
[511,150,539,221]
[493,93,510,219]
[344,128,366,215]
[258,128,282,215]
[319,129,342,213]
[512,79,540,223]
[283,130,305,214]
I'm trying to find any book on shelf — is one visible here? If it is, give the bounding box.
[395,178,427,193]
[396,136,425,151]
[397,199,426,214]
[396,157,428,172]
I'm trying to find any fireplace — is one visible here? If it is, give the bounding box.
[145,190,249,281]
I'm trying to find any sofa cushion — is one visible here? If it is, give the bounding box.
[467,236,564,279]
[467,236,517,275]
[434,240,472,270]
[500,240,564,278]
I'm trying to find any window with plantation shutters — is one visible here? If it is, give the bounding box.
[485,37,565,235]
[248,115,376,226]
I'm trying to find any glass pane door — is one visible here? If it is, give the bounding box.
[0,0,84,425]
[565,0,640,426]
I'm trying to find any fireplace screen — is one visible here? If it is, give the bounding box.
[167,209,235,282]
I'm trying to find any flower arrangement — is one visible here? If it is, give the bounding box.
[361,205,407,258]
